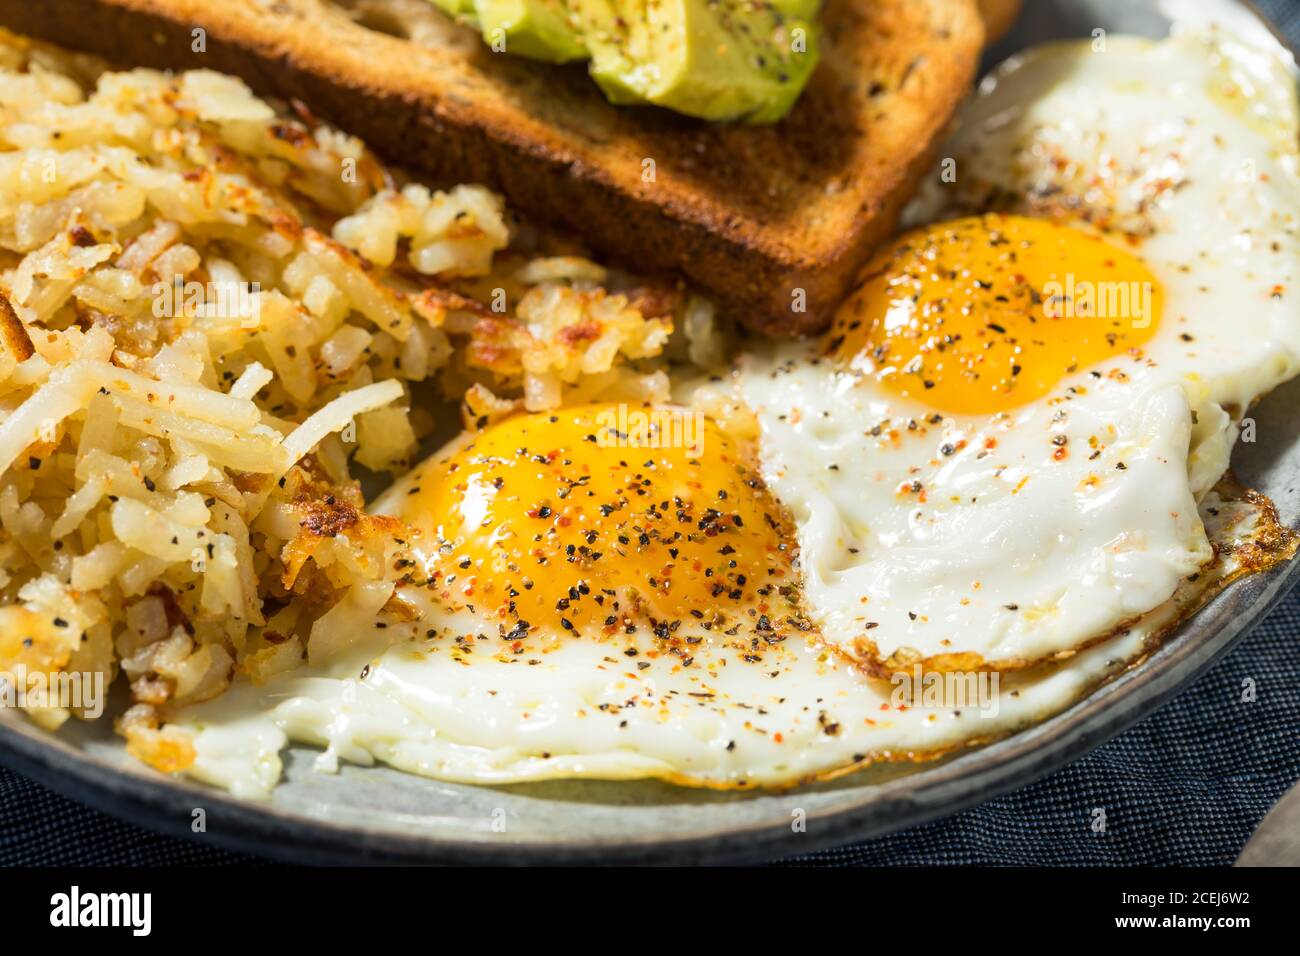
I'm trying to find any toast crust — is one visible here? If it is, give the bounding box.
[0,0,988,335]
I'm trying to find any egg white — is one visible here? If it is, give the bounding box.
[734,369,1211,670]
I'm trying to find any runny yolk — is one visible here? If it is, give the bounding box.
[827,214,1164,415]
[394,405,797,640]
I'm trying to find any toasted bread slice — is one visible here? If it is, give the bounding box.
[0,0,989,335]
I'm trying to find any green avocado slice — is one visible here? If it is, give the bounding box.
[572,0,654,105]
[430,0,480,24]
[768,0,820,19]
[650,0,821,123]
[474,0,589,63]
[429,0,821,123]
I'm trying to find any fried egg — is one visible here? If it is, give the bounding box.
[175,481,1283,796]
[172,14,1300,795]
[734,22,1300,675]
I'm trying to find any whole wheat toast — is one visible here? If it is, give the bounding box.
[0,0,1000,335]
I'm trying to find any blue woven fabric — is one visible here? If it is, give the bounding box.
[1261,0,1300,39]
[2,0,1300,866]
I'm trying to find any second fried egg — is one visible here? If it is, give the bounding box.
[732,22,1300,675]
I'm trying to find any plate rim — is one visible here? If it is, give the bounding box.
[2,529,1297,865]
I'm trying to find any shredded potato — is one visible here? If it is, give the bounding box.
[0,27,713,773]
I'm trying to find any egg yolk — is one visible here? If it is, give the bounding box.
[396,405,798,640]
[827,214,1163,414]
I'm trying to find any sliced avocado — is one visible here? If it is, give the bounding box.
[474,0,588,63]
[768,0,820,20]
[426,0,821,123]
[572,0,655,105]
[430,0,480,23]
[617,0,821,124]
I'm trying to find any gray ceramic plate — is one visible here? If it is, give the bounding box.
[2,0,1298,865]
